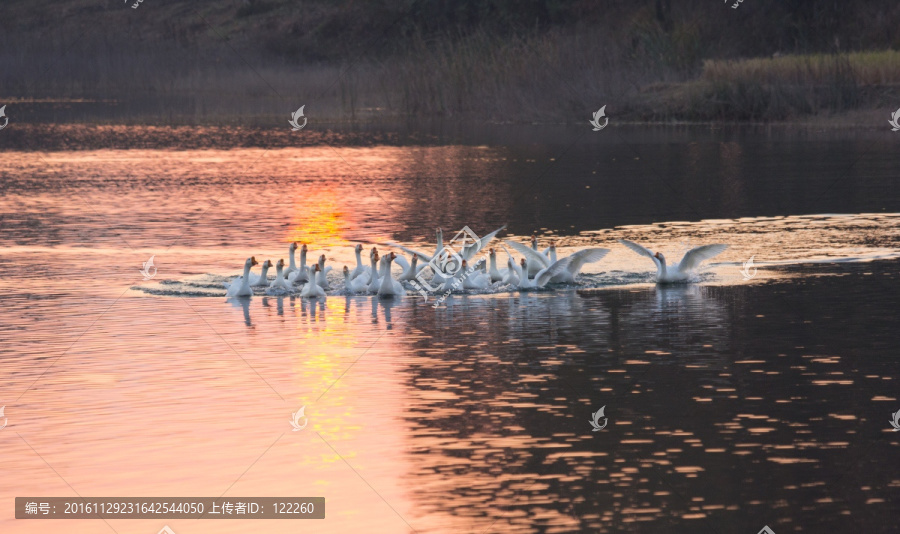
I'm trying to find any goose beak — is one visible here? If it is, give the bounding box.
[251,256,259,266]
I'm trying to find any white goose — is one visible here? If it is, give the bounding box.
[501,258,521,286]
[460,260,492,290]
[488,248,507,283]
[511,258,558,290]
[343,265,368,294]
[394,254,426,282]
[266,259,293,295]
[366,250,382,293]
[300,265,327,298]
[316,254,333,289]
[250,259,272,287]
[224,257,259,297]
[287,243,309,284]
[350,244,366,280]
[378,253,406,298]
[505,239,607,284]
[619,239,729,283]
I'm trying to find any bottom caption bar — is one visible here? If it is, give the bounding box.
[15,497,324,519]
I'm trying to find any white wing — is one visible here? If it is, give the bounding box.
[679,244,729,272]
[393,255,410,272]
[385,242,432,262]
[536,248,608,285]
[462,224,507,261]
[504,240,551,268]
[618,239,655,259]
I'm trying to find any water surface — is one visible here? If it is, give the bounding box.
[1,125,899,533]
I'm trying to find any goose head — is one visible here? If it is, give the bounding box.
[461,259,468,272]
[355,244,363,254]
[261,259,272,269]
[410,254,418,266]
[290,242,298,252]
[276,258,285,272]
[530,235,538,249]
[342,265,350,278]
[489,247,495,258]
[318,254,326,268]
[654,252,665,262]
[250,256,259,267]
[520,258,528,270]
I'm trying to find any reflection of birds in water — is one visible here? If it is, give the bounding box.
[617,285,732,373]
[300,298,326,321]
[379,297,398,329]
[368,295,399,329]
[227,297,252,327]
[262,296,286,316]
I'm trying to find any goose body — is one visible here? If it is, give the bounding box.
[501,258,521,286]
[461,260,491,290]
[300,265,327,298]
[488,249,506,283]
[266,259,293,295]
[343,265,368,294]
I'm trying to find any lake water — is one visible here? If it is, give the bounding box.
[1,124,899,533]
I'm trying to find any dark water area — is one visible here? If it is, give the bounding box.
[398,260,900,532]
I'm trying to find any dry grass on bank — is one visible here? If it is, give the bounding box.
[658,50,900,121]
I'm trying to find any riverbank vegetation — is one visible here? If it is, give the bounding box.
[3,0,900,123]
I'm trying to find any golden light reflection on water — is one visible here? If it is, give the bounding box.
[285,188,352,248]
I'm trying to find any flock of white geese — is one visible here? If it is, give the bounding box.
[223,225,729,298]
